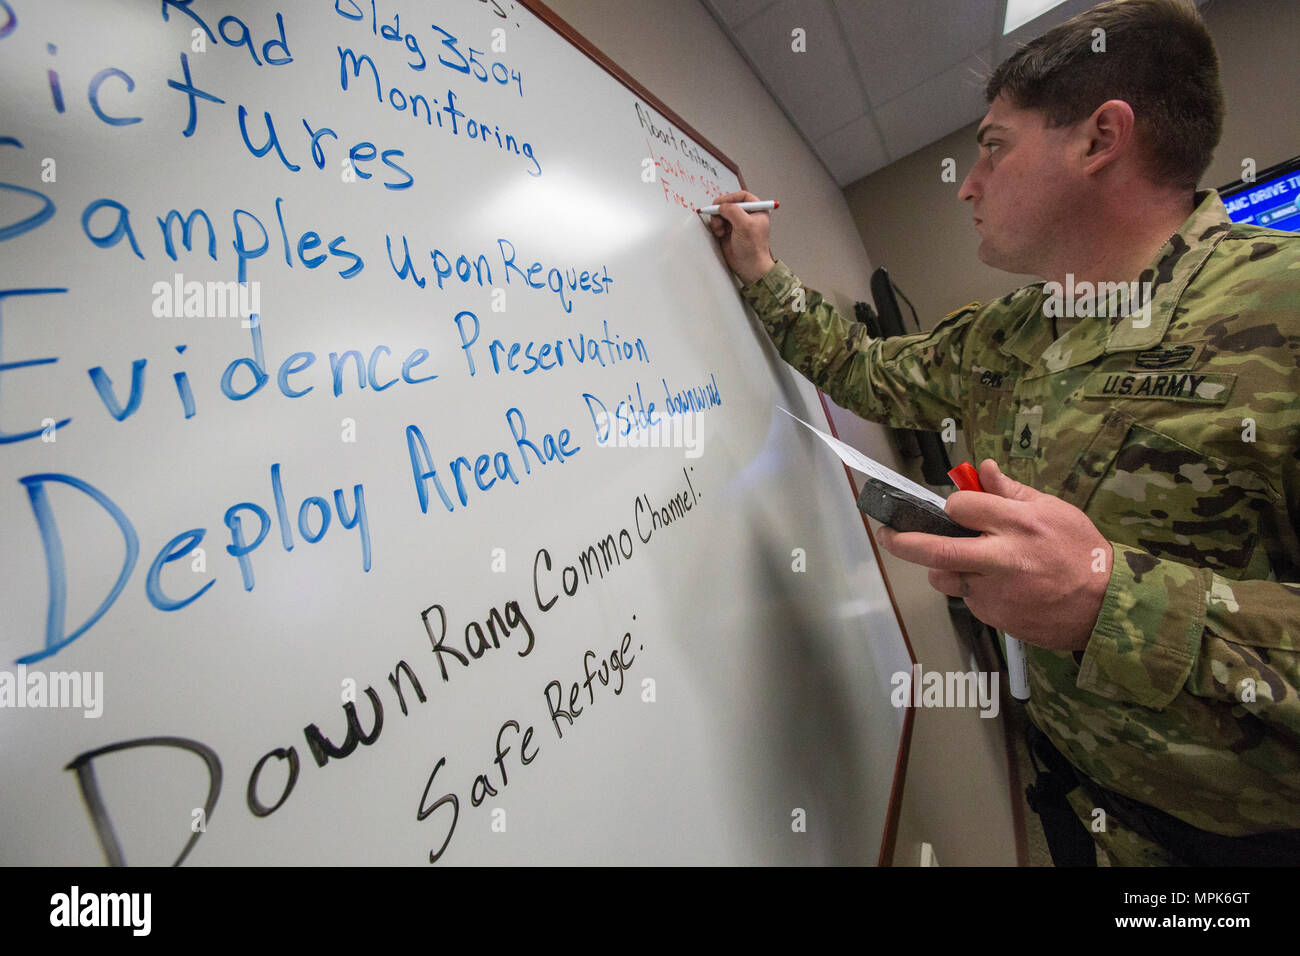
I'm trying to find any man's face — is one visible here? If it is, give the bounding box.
[959,94,1085,278]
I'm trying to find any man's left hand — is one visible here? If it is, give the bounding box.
[876,459,1113,651]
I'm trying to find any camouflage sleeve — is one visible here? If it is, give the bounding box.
[739,260,973,431]
[1077,542,1300,738]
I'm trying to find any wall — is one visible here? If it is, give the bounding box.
[545,0,1020,866]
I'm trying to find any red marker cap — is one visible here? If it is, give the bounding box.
[948,462,984,492]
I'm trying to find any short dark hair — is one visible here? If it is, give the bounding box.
[986,0,1224,191]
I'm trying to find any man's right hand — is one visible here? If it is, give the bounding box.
[706,190,777,285]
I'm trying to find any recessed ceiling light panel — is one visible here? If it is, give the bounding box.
[1003,0,1069,34]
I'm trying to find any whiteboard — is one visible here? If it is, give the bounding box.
[0,0,913,865]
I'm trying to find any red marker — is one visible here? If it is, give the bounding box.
[948,461,983,492]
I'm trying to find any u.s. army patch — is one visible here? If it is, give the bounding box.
[1082,370,1234,403]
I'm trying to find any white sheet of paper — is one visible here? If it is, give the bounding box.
[778,407,949,510]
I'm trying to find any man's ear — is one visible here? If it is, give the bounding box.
[1081,98,1135,174]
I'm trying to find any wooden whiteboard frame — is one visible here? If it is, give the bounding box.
[519,0,917,867]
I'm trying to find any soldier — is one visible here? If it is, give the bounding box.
[707,0,1300,865]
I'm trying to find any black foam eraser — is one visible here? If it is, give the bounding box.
[856,476,980,537]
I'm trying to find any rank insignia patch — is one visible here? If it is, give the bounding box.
[1010,405,1043,458]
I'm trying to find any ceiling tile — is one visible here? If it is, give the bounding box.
[836,0,1000,107]
[814,115,891,185]
[732,0,871,142]
[703,0,782,29]
[704,0,1220,188]
[874,48,993,161]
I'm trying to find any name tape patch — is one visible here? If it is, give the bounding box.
[972,365,1009,389]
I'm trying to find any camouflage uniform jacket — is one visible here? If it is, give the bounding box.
[740,189,1300,844]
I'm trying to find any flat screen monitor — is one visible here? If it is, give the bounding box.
[1219,155,1300,232]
